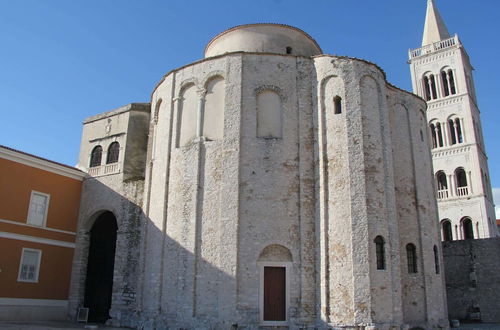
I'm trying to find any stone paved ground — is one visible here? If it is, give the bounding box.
[1,321,500,329]
[0,321,126,330]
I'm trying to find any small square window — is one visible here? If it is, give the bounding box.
[27,191,50,227]
[18,248,42,283]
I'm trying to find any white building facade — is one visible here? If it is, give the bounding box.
[408,0,498,241]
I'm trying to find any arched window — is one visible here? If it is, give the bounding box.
[177,84,197,147]
[429,123,437,148]
[333,96,342,114]
[436,122,444,147]
[153,99,162,123]
[203,76,225,141]
[433,245,440,274]
[423,73,438,100]
[374,236,385,270]
[423,76,431,101]
[462,218,474,240]
[448,69,456,95]
[257,89,282,139]
[90,146,102,168]
[436,171,448,199]
[441,220,453,241]
[406,243,417,274]
[448,117,463,145]
[455,168,468,196]
[441,70,450,97]
[455,118,463,143]
[106,142,120,164]
[430,74,437,99]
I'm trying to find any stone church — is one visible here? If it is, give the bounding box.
[67,5,464,330]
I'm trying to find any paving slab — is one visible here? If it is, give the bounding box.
[0,321,126,330]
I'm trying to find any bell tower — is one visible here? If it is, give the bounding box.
[408,0,497,240]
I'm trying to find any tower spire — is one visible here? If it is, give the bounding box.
[422,0,450,46]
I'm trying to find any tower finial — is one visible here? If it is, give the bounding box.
[422,0,450,46]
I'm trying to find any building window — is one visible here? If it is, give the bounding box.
[462,218,474,240]
[333,96,342,114]
[27,191,50,227]
[374,236,385,270]
[18,248,42,283]
[106,142,120,164]
[441,70,449,97]
[423,73,437,101]
[423,76,431,101]
[429,122,444,148]
[448,69,456,95]
[406,243,418,274]
[429,123,437,148]
[455,168,468,196]
[448,118,463,145]
[153,99,162,123]
[90,145,103,167]
[436,171,448,199]
[286,46,292,54]
[441,220,453,241]
[436,123,444,147]
[433,245,440,274]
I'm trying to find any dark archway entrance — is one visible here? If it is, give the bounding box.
[84,211,118,323]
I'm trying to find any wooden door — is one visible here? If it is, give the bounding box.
[263,266,286,321]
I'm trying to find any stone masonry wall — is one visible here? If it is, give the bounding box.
[443,238,500,323]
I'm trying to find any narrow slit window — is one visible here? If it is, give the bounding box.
[406,243,417,273]
[374,236,385,270]
[333,96,342,114]
[433,245,440,274]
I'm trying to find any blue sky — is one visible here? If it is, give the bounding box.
[1,1,499,191]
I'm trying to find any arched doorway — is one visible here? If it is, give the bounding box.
[84,211,118,323]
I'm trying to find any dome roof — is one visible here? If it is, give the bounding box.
[204,24,323,58]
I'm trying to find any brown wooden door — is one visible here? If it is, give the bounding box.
[264,266,286,321]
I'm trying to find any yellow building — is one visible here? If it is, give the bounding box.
[0,145,85,321]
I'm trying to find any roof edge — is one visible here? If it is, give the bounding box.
[0,145,85,181]
[204,23,323,56]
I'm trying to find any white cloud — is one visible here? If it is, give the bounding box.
[493,188,500,219]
